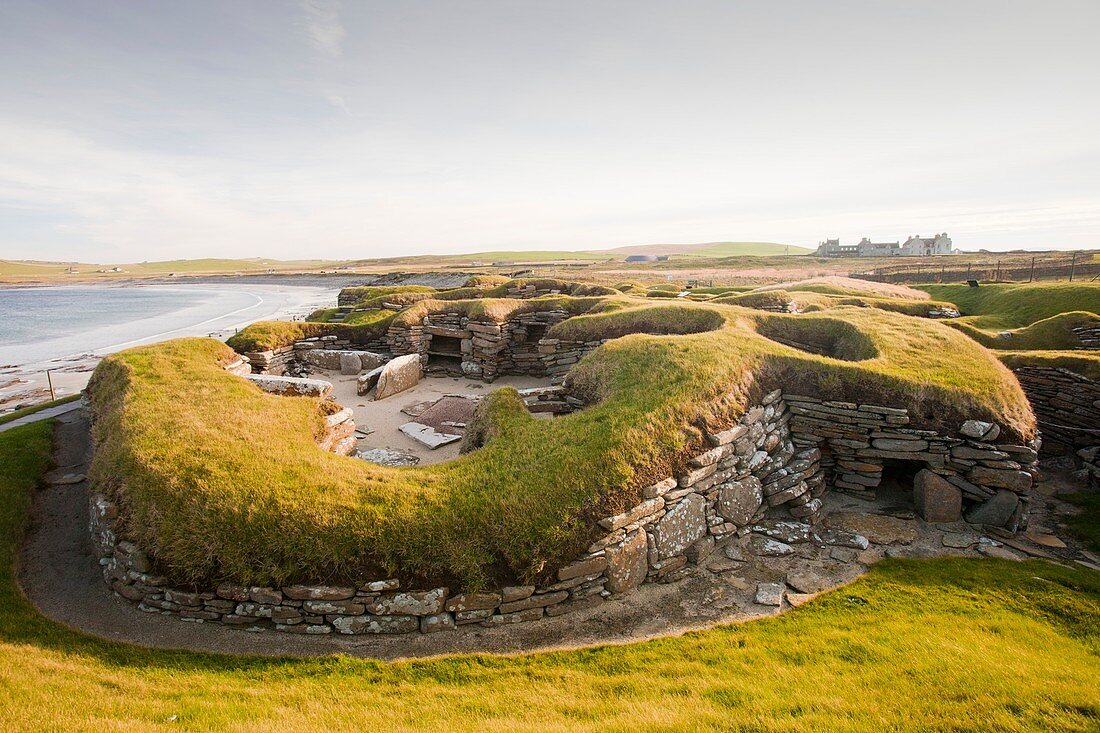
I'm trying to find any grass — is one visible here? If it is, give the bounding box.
[0,423,1098,730]
[918,283,1100,333]
[89,297,1034,589]
[995,351,1100,382]
[0,394,81,425]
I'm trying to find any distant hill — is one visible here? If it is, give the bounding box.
[600,241,810,257]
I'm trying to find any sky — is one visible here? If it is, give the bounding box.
[1,1,1098,262]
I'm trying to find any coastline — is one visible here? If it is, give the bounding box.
[0,281,338,413]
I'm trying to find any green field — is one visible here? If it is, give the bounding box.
[0,421,1097,731]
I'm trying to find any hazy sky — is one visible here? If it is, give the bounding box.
[2,1,1098,261]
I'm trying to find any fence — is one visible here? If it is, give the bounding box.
[850,251,1100,285]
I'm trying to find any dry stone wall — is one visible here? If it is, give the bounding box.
[1011,366,1100,454]
[92,366,1041,637]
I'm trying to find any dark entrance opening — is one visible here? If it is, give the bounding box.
[426,335,464,373]
[523,323,549,343]
[876,458,923,514]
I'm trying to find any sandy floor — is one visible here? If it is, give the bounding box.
[325,371,553,465]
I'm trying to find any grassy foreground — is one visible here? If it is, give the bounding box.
[0,422,1097,731]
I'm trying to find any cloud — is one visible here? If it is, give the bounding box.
[299,0,345,58]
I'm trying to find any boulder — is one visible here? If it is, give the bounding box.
[716,477,763,526]
[356,366,384,396]
[339,352,362,375]
[913,469,962,523]
[825,512,918,545]
[374,354,422,400]
[653,493,707,558]
[964,489,1020,527]
[366,588,447,616]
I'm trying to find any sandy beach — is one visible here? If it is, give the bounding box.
[0,282,336,412]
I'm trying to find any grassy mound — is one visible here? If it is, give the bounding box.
[1,423,1098,730]
[752,277,931,301]
[995,350,1100,382]
[918,282,1100,330]
[89,297,1033,589]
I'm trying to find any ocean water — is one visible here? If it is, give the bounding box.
[0,284,334,370]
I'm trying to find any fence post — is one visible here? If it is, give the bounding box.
[994,260,1000,281]
[1069,251,1077,282]
[1029,256,1035,283]
[966,263,972,281]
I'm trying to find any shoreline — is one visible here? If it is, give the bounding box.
[0,281,336,414]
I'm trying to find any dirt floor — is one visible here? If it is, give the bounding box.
[326,371,552,465]
[17,410,1097,661]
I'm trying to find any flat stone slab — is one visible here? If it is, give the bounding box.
[755,582,786,606]
[357,449,421,467]
[825,511,919,545]
[415,395,479,431]
[399,422,462,449]
[245,374,333,398]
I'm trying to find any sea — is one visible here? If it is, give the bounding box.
[0,283,336,404]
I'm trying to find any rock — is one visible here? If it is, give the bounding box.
[967,467,1032,492]
[356,366,384,396]
[367,588,447,616]
[598,497,664,532]
[941,532,979,548]
[461,361,483,377]
[871,438,928,452]
[282,585,355,601]
[607,530,646,594]
[716,477,764,525]
[978,544,1023,561]
[51,473,86,485]
[303,600,365,615]
[829,547,857,562]
[245,374,332,398]
[653,493,707,558]
[722,543,746,561]
[1023,532,1066,549]
[331,614,419,634]
[357,448,420,467]
[824,512,918,545]
[686,535,716,564]
[960,420,1000,441]
[445,592,501,613]
[965,489,1020,527]
[748,535,793,556]
[754,582,786,606]
[815,528,870,550]
[785,571,831,594]
[399,422,462,449]
[374,354,422,400]
[913,469,962,523]
[501,585,534,603]
[339,352,363,375]
[786,592,816,607]
[751,520,814,544]
[499,590,568,614]
[557,556,607,581]
[419,613,456,633]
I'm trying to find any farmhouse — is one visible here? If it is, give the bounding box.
[816,233,954,257]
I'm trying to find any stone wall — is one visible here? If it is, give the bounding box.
[1012,366,1100,454]
[89,382,1040,637]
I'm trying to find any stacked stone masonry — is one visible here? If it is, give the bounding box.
[90,385,1039,636]
[1011,366,1100,454]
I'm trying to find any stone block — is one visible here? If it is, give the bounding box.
[716,477,763,525]
[367,588,447,616]
[374,354,422,400]
[653,493,707,558]
[331,614,419,635]
[965,489,1020,527]
[557,555,607,581]
[445,592,501,613]
[605,530,648,594]
[282,585,355,601]
[913,469,962,522]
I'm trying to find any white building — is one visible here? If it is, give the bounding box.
[815,233,953,258]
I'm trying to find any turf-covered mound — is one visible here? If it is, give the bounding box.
[750,276,931,301]
[918,282,1100,352]
[88,300,1033,590]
